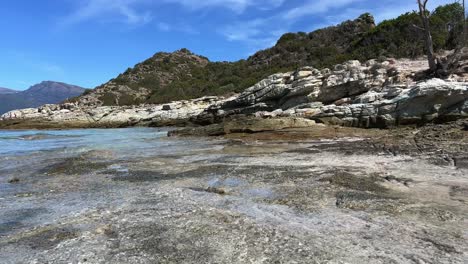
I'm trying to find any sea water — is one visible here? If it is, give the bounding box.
[0,128,224,238]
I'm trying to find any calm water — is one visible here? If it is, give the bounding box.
[0,128,224,239]
[0,128,170,157]
[0,127,223,197]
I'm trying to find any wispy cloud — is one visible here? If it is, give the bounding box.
[220,0,366,53]
[283,0,365,20]
[58,0,456,57]
[156,22,171,32]
[61,0,152,28]
[222,18,267,42]
[61,0,286,29]
[220,17,286,54]
[6,51,64,75]
[219,0,454,54]
[162,0,285,13]
[41,63,65,75]
[156,21,199,34]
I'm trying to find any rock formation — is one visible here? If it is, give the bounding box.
[1,51,467,130]
[195,55,468,129]
[0,96,225,129]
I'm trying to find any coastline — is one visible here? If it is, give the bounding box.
[2,56,467,132]
[1,123,467,263]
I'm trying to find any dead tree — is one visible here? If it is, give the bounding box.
[464,0,467,46]
[417,0,437,71]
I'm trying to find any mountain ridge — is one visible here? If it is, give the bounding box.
[0,81,87,114]
[0,87,17,94]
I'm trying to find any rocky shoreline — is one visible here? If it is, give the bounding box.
[1,122,467,263]
[1,54,467,131]
[0,96,224,129]
[2,54,468,261]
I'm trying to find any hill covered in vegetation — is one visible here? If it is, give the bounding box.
[73,3,466,106]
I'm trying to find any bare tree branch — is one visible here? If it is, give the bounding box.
[412,24,425,31]
[417,0,437,72]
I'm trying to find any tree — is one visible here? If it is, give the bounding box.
[417,0,437,71]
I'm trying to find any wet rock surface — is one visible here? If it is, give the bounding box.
[168,116,318,137]
[0,124,467,263]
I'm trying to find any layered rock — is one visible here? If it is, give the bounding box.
[196,57,468,128]
[0,97,225,129]
[169,117,317,137]
[2,54,467,130]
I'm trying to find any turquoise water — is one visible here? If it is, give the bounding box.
[0,128,169,157]
[0,127,224,184]
[0,128,224,239]
[0,127,223,180]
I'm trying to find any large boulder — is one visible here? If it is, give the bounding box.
[291,79,468,128]
[394,79,468,125]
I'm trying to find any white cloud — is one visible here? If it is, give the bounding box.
[61,0,152,27]
[222,18,267,41]
[282,0,367,20]
[163,0,285,13]
[157,22,171,32]
[220,17,286,54]
[41,63,65,75]
[61,0,287,28]
[219,0,367,51]
[156,21,200,34]
[6,51,65,77]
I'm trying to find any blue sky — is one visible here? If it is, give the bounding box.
[0,0,455,90]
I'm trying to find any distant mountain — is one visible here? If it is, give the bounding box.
[0,81,87,114]
[0,87,17,94]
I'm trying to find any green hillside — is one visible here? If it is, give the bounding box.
[77,3,466,106]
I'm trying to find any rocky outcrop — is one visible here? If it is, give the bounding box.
[169,117,317,137]
[2,55,467,130]
[73,49,211,107]
[0,96,225,129]
[195,57,468,128]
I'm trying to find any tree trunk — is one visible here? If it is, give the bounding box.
[463,0,467,47]
[418,0,437,72]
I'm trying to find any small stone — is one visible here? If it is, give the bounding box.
[206,187,226,195]
[334,64,346,71]
[295,70,313,79]
[8,177,20,184]
[321,68,331,75]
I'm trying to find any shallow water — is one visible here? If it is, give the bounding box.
[0,128,169,156]
[0,128,467,263]
[0,128,224,238]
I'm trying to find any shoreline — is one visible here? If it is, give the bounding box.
[1,123,467,263]
[2,56,468,132]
